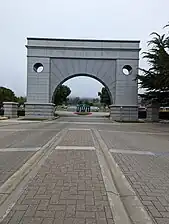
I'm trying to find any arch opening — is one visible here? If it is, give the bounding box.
[51,73,113,109]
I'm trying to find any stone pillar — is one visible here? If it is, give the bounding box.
[110,105,138,121]
[146,103,159,122]
[3,102,18,118]
[25,103,55,119]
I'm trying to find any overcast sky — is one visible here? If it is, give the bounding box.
[0,0,169,98]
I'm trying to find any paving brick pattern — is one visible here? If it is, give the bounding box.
[112,153,169,224]
[2,150,114,224]
[99,127,169,224]
[0,151,34,186]
[2,118,169,223]
[59,130,94,146]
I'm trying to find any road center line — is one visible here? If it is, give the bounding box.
[0,129,60,132]
[109,149,155,155]
[0,148,40,152]
[57,121,117,125]
[68,128,91,131]
[55,146,95,150]
[99,129,169,135]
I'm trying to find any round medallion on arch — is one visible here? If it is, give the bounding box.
[33,63,44,73]
[122,65,132,76]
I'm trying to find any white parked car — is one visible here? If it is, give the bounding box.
[91,106,99,112]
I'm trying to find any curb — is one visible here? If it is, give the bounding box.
[0,134,57,195]
[93,129,154,224]
[0,120,40,127]
[92,130,131,224]
[0,128,68,222]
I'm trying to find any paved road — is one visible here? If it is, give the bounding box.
[0,117,169,223]
[56,111,109,117]
[0,121,67,187]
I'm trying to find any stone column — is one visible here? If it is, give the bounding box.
[3,102,18,118]
[110,105,138,121]
[146,103,160,122]
[25,103,55,119]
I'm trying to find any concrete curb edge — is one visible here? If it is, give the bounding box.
[0,128,68,222]
[91,129,132,224]
[93,129,154,224]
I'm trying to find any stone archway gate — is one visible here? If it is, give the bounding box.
[24,38,140,121]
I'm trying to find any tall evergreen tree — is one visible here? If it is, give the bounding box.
[138,25,169,106]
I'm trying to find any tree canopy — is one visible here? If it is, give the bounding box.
[98,87,111,107]
[53,85,71,105]
[0,87,27,108]
[0,87,17,105]
[17,96,26,106]
[68,97,80,105]
[138,24,169,106]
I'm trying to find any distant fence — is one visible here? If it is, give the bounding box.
[0,109,25,117]
[138,110,169,120]
[159,112,169,120]
[0,109,3,116]
[138,111,147,119]
[17,109,25,117]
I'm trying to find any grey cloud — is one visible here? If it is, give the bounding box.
[0,0,169,97]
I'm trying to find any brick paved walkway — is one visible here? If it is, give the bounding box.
[100,129,169,224]
[2,119,169,224]
[112,153,169,224]
[59,130,94,146]
[2,145,114,223]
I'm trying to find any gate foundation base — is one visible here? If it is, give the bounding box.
[3,102,18,118]
[146,103,159,122]
[110,105,138,121]
[25,103,55,119]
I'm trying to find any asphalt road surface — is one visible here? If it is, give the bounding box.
[0,117,169,224]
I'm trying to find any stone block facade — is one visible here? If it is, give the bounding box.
[110,105,138,121]
[146,105,159,122]
[25,103,55,119]
[26,38,140,121]
[3,102,18,118]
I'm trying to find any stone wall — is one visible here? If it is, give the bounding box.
[110,105,138,121]
[3,102,18,118]
[25,103,55,119]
